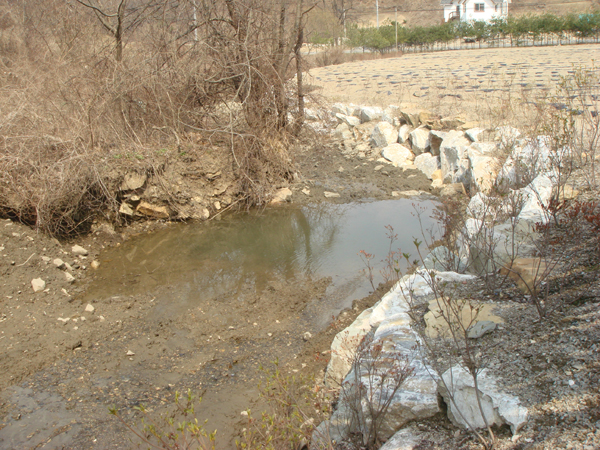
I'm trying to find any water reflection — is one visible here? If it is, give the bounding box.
[85,199,437,322]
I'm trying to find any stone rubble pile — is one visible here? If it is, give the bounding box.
[310,102,574,449]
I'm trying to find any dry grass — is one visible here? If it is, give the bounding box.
[0,0,303,235]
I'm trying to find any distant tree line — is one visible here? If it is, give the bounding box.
[321,12,600,52]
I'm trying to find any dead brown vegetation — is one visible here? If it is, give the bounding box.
[0,0,314,235]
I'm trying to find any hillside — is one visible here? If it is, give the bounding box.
[345,0,599,27]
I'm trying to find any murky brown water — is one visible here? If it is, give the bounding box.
[85,199,439,327]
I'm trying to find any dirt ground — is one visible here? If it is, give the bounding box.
[0,127,431,449]
[1,44,599,450]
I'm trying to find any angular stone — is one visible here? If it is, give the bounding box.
[325,308,374,386]
[71,245,88,256]
[85,303,95,313]
[429,130,447,156]
[517,174,553,226]
[136,201,170,219]
[467,147,500,193]
[119,202,134,216]
[53,258,66,270]
[495,126,522,147]
[439,366,528,434]
[414,153,440,179]
[439,183,466,197]
[400,109,420,128]
[333,123,353,141]
[31,278,45,292]
[440,116,466,129]
[398,124,412,144]
[270,187,292,204]
[324,191,340,198]
[381,144,414,167]
[467,320,497,339]
[120,172,147,191]
[64,272,76,283]
[440,131,471,184]
[336,113,360,128]
[379,426,421,450]
[409,126,430,155]
[423,246,465,272]
[465,127,485,142]
[360,106,383,123]
[91,260,100,270]
[371,122,398,148]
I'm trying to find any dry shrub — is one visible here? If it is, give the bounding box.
[0,0,308,234]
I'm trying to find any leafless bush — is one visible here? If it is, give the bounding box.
[0,0,314,234]
[338,330,414,449]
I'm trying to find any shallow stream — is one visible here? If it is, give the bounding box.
[86,198,439,327]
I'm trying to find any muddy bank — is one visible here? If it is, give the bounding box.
[0,132,433,449]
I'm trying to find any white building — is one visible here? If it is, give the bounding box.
[441,0,511,23]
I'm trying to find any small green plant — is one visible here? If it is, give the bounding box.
[237,360,332,449]
[109,390,216,450]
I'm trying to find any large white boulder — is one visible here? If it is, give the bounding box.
[414,153,440,180]
[517,174,554,226]
[409,127,431,155]
[439,366,528,435]
[325,308,374,387]
[467,147,500,193]
[382,144,415,167]
[371,122,399,148]
[440,131,471,184]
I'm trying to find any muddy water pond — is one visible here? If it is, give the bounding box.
[86,199,438,326]
[80,198,439,447]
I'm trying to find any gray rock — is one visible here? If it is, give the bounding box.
[440,131,471,184]
[465,127,485,142]
[71,245,88,256]
[31,278,45,292]
[360,106,384,123]
[371,122,398,148]
[381,144,414,167]
[467,147,500,193]
[423,246,465,273]
[379,426,421,450]
[400,109,421,128]
[409,126,431,155]
[305,108,321,121]
[333,123,353,141]
[439,183,466,197]
[429,130,447,156]
[495,126,522,147]
[414,153,440,179]
[120,172,147,191]
[336,113,361,128]
[440,116,466,129]
[439,366,528,434]
[398,124,412,144]
[467,320,497,338]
